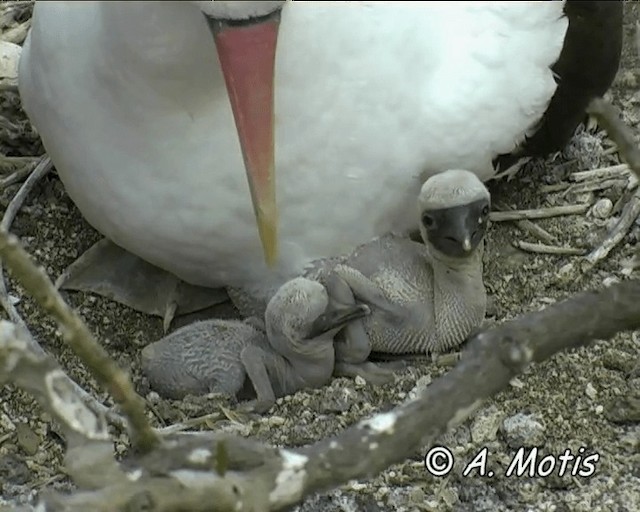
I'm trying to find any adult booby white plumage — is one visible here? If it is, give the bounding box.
[18,1,623,313]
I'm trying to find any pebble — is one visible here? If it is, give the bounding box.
[603,276,620,288]
[354,375,367,388]
[585,383,598,400]
[591,198,613,219]
[501,413,546,448]
[268,415,286,426]
[15,423,40,456]
[0,40,20,87]
[408,488,425,504]
[471,406,506,444]
[407,375,432,401]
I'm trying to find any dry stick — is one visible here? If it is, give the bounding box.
[538,182,570,194]
[570,163,630,182]
[0,229,160,453]
[489,203,589,222]
[0,156,126,430]
[1,155,51,325]
[0,158,38,188]
[514,221,558,245]
[514,241,586,256]
[568,178,629,195]
[493,202,558,244]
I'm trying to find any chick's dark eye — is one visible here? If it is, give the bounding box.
[422,212,435,228]
[482,205,489,217]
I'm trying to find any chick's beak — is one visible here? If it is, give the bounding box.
[207,13,280,266]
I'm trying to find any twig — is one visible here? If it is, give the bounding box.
[0,155,38,180]
[0,162,36,190]
[636,20,640,64]
[566,178,629,195]
[489,204,589,222]
[0,228,160,453]
[570,163,630,182]
[513,241,586,256]
[0,156,125,429]
[492,202,558,244]
[538,182,570,193]
[515,220,558,245]
[0,155,50,324]
[156,411,224,435]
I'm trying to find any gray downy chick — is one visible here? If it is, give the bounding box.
[327,169,490,382]
[141,277,368,413]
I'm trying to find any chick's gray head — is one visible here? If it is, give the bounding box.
[265,277,329,346]
[418,169,491,258]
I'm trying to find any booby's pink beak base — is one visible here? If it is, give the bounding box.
[213,17,279,267]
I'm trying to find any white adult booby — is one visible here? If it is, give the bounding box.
[18,1,622,317]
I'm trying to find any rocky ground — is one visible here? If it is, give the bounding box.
[0,2,639,511]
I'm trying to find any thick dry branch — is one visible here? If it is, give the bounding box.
[0,228,160,453]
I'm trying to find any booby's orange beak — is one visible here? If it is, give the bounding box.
[210,15,280,267]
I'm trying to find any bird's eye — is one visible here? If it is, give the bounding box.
[422,212,435,229]
[482,205,490,217]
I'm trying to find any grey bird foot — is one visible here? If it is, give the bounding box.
[334,360,405,386]
[56,238,229,330]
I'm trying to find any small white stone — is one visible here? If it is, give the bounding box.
[127,468,143,482]
[349,481,367,491]
[407,375,432,400]
[502,413,545,448]
[361,411,396,434]
[603,276,621,288]
[595,405,604,415]
[0,40,20,86]
[471,406,506,444]
[354,375,367,387]
[187,448,212,464]
[146,391,161,404]
[585,383,597,400]
[268,415,286,426]
[509,377,525,389]
[591,198,613,219]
